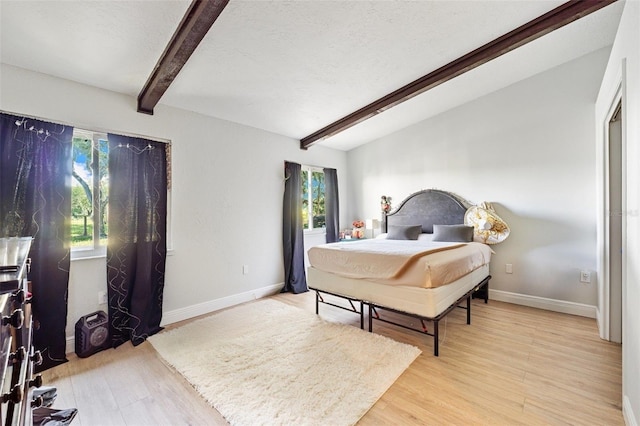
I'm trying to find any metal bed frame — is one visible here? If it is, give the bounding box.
[311,276,490,356]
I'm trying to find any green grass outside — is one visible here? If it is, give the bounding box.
[71,217,107,247]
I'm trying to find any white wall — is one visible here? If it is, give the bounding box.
[596,1,640,424]
[346,48,610,313]
[0,64,348,344]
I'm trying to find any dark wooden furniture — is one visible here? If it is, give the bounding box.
[1,240,43,425]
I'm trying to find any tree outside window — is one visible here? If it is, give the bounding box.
[71,130,108,250]
[301,166,325,231]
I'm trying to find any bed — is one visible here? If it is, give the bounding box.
[306,189,492,356]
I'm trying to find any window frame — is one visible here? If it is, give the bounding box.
[70,129,173,260]
[70,129,108,260]
[301,165,326,235]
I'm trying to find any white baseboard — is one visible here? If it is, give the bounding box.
[66,285,595,354]
[66,282,284,354]
[624,395,638,426]
[489,289,597,318]
[66,338,74,355]
[160,282,284,326]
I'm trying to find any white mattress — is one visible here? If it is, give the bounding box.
[307,264,490,318]
[308,240,491,288]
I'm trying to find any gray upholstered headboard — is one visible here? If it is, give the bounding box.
[384,189,468,234]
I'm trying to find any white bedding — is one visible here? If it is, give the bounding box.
[308,264,490,318]
[307,239,492,288]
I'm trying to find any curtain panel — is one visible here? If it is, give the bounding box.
[282,161,307,293]
[0,113,73,371]
[107,134,167,347]
[323,168,339,243]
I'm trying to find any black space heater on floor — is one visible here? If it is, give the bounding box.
[75,310,109,358]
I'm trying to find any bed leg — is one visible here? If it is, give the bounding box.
[434,320,439,356]
[360,300,364,330]
[467,295,471,325]
[368,304,373,332]
[315,291,319,315]
[484,282,489,304]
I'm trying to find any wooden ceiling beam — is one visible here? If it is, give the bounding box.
[300,0,617,149]
[137,0,229,115]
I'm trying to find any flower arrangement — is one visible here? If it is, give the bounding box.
[352,220,365,228]
[381,195,392,213]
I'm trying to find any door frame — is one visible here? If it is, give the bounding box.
[597,74,625,342]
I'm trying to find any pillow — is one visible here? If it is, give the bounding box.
[417,233,434,242]
[386,225,422,240]
[432,224,474,242]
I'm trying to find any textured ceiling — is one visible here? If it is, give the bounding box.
[0,1,624,151]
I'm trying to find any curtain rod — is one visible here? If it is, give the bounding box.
[0,108,171,145]
[285,160,335,171]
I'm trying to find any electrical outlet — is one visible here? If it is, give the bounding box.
[243,265,249,275]
[98,291,107,305]
[505,263,513,274]
[580,270,591,283]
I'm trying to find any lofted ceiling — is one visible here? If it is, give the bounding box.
[0,1,624,151]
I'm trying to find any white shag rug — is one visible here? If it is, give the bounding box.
[149,298,421,426]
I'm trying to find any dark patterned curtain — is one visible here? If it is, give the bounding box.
[282,161,307,293]
[323,168,339,243]
[107,134,167,347]
[0,113,73,371]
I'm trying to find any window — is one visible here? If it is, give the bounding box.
[301,165,325,231]
[70,128,172,258]
[71,129,109,256]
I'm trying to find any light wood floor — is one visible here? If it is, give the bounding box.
[43,292,623,425]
